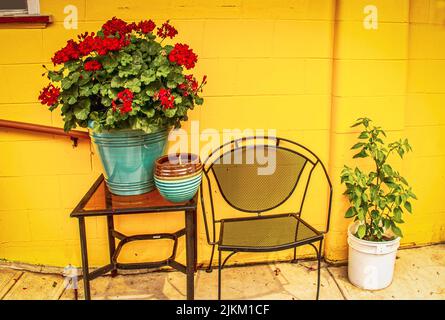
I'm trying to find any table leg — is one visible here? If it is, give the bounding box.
[78,217,91,300]
[106,215,117,277]
[193,208,198,271]
[185,209,196,300]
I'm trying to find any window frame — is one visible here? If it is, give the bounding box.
[0,0,40,16]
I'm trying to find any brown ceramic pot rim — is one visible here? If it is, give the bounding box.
[155,163,203,173]
[155,153,201,170]
[154,170,202,181]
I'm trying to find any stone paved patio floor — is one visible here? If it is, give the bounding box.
[0,244,443,300]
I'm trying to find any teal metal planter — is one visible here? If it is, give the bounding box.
[90,128,168,196]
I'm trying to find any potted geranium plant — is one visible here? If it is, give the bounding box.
[341,118,417,290]
[38,17,206,196]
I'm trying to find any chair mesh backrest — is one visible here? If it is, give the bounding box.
[211,145,307,213]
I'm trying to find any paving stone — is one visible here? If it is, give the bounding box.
[60,271,185,300]
[3,272,65,300]
[0,268,22,299]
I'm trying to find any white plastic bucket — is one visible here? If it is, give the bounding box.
[347,222,400,290]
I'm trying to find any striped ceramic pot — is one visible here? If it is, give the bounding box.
[90,128,168,196]
[154,154,202,203]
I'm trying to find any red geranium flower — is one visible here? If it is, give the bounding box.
[157,21,178,39]
[178,74,207,97]
[168,43,198,70]
[101,17,131,37]
[95,36,130,55]
[38,84,60,107]
[84,60,102,71]
[137,20,156,34]
[51,39,80,65]
[112,89,134,114]
[77,32,97,56]
[157,88,175,109]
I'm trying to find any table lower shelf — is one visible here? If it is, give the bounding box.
[85,227,188,281]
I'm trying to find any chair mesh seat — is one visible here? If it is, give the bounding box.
[219,215,321,250]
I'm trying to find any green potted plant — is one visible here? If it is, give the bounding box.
[38,17,206,195]
[341,118,417,290]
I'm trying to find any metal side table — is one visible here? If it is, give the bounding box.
[70,174,198,300]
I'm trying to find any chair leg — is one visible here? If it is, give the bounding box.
[291,247,298,263]
[316,239,323,300]
[206,244,216,273]
[218,249,222,300]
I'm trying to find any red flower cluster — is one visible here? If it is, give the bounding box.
[52,18,158,66]
[102,17,132,37]
[157,21,178,39]
[52,39,81,65]
[137,20,156,34]
[178,74,207,96]
[77,32,99,56]
[168,43,198,70]
[102,17,156,36]
[157,88,175,109]
[52,33,130,65]
[84,60,102,71]
[178,75,198,96]
[97,36,130,55]
[38,84,60,107]
[112,89,134,114]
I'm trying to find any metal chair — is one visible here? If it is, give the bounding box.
[200,136,332,300]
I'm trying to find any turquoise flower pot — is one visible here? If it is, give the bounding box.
[90,128,168,196]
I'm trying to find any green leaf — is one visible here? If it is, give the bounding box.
[140,69,156,85]
[358,132,369,139]
[147,41,161,55]
[111,76,125,88]
[141,107,155,118]
[194,96,204,105]
[73,99,90,120]
[345,207,355,218]
[67,96,77,105]
[70,71,80,83]
[118,64,142,78]
[61,77,73,90]
[357,225,366,239]
[152,55,168,67]
[64,61,79,72]
[164,108,177,118]
[391,224,403,238]
[357,208,365,221]
[78,71,91,86]
[124,78,141,93]
[48,70,63,82]
[404,201,412,213]
[91,83,101,95]
[101,55,119,73]
[393,207,403,223]
[408,190,418,200]
[351,142,364,150]
[79,85,92,97]
[382,164,393,176]
[118,52,133,66]
[353,149,368,159]
[156,64,170,77]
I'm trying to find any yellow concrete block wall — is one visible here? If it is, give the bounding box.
[0,0,443,268]
[326,0,445,261]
